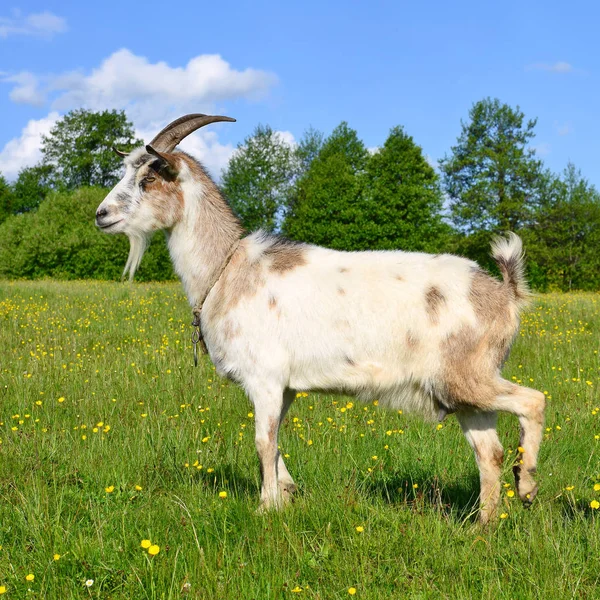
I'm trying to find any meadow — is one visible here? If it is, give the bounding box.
[0,280,599,599]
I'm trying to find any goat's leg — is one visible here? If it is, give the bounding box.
[248,383,285,512]
[456,410,504,525]
[277,388,297,501]
[490,383,545,506]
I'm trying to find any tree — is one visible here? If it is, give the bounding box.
[0,174,16,225]
[525,164,600,291]
[440,98,543,263]
[12,164,56,214]
[40,109,142,189]
[283,122,369,249]
[221,125,297,232]
[361,126,450,252]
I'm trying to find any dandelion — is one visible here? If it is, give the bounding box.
[506,490,515,498]
[0,586,6,594]
[517,446,525,453]
[135,485,142,491]
[355,526,364,533]
[291,586,303,593]
[53,553,61,561]
[413,483,418,489]
[58,397,65,403]
[594,484,600,492]
[219,491,227,499]
[141,539,152,549]
[500,513,508,519]
[105,485,114,493]
[148,545,160,555]
[590,500,600,510]
[348,588,357,595]
[26,574,34,582]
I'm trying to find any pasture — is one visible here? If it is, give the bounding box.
[0,280,598,598]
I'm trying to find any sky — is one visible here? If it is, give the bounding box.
[0,0,598,186]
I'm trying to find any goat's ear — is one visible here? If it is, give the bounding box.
[112,146,129,158]
[146,145,178,180]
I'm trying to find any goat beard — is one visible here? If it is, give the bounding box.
[122,232,151,282]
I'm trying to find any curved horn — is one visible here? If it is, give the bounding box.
[112,146,129,158]
[149,114,236,152]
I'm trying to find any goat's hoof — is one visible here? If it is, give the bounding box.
[279,481,297,496]
[520,484,539,509]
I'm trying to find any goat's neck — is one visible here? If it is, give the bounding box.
[167,178,243,309]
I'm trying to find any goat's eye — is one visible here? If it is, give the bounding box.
[144,176,156,183]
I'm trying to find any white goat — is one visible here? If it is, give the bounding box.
[96,114,545,524]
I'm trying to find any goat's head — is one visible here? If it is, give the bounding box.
[95,113,235,280]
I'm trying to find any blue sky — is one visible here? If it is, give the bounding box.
[1,0,598,186]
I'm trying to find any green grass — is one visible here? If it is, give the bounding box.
[0,280,599,599]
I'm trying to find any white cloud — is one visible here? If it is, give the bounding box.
[526,61,573,73]
[0,10,67,39]
[4,49,277,128]
[5,71,46,105]
[556,122,573,136]
[0,112,59,179]
[273,130,296,148]
[532,142,551,156]
[0,50,279,181]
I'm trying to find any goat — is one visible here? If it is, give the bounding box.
[96,114,545,524]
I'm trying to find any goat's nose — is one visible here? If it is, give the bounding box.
[96,207,108,219]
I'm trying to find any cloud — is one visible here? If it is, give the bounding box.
[0,10,67,39]
[0,112,59,180]
[556,122,573,136]
[526,61,573,73]
[3,49,277,128]
[0,50,278,180]
[5,71,46,105]
[532,142,551,157]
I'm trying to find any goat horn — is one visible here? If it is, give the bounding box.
[149,114,236,152]
[112,146,129,158]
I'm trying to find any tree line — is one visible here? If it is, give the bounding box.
[1,99,599,291]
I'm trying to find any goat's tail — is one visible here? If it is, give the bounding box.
[490,233,530,307]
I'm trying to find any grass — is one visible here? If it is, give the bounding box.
[0,279,599,599]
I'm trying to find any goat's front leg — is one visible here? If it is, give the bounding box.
[277,388,297,501]
[248,383,285,512]
[457,410,504,525]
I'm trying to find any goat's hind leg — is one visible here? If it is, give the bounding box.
[457,410,504,525]
[492,383,545,507]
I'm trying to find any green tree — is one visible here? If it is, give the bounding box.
[41,109,142,189]
[525,164,600,291]
[0,187,174,281]
[283,122,369,249]
[221,124,296,231]
[440,98,543,264]
[12,164,56,214]
[0,174,16,225]
[360,126,450,252]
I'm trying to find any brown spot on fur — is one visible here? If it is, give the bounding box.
[339,267,349,273]
[345,355,356,367]
[209,244,266,320]
[222,319,241,341]
[268,295,277,309]
[268,417,278,443]
[425,286,446,325]
[406,332,420,350]
[337,287,346,296]
[395,275,404,281]
[439,270,518,408]
[265,238,307,274]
